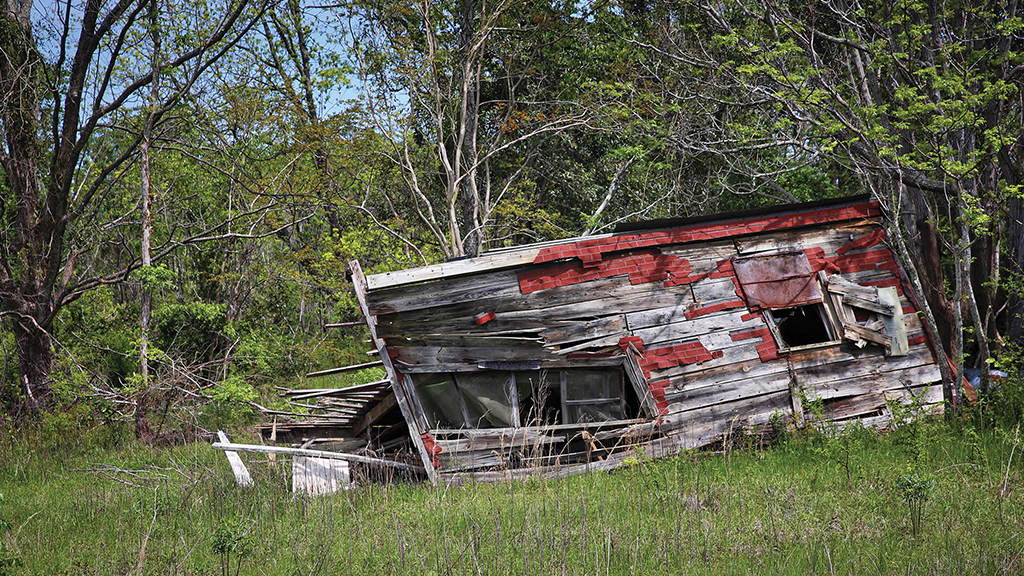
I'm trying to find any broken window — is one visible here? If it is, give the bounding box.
[733,253,910,356]
[414,367,639,430]
[769,305,837,348]
[415,374,467,428]
[734,252,841,352]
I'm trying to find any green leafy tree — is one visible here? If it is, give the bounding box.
[0,0,280,411]
[635,0,1024,403]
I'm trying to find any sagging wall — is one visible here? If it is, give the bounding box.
[361,200,943,479]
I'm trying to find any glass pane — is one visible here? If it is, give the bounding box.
[567,402,623,424]
[516,370,561,426]
[413,374,466,429]
[455,372,515,428]
[565,370,619,401]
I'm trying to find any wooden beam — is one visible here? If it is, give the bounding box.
[216,431,253,487]
[353,391,398,436]
[211,441,424,473]
[305,360,383,378]
[350,260,439,483]
[364,248,544,291]
[324,320,365,329]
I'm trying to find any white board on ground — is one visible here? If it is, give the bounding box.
[293,456,350,496]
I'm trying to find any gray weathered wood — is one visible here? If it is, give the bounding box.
[350,260,439,483]
[305,360,384,379]
[212,441,425,472]
[216,431,253,487]
[293,457,350,496]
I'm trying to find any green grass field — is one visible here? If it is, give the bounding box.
[1,415,1021,575]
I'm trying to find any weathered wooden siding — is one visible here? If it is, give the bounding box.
[361,199,944,479]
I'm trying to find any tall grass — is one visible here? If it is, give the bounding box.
[0,415,1021,575]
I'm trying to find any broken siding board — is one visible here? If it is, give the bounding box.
[541,315,628,347]
[374,277,673,337]
[815,384,942,421]
[666,349,794,390]
[629,309,761,342]
[365,248,545,291]
[660,239,739,267]
[350,260,439,483]
[664,372,793,412]
[691,277,742,304]
[659,391,793,446]
[801,363,944,401]
[789,346,939,385]
[365,271,524,315]
[734,222,881,255]
[647,343,764,382]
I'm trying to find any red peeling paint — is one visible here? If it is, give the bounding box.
[420,432,442,468]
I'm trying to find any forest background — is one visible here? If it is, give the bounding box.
[3,0,1024,438]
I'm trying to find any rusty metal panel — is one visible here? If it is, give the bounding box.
[733,252,821,310]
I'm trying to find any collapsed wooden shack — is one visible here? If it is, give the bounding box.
[252,196,945,484]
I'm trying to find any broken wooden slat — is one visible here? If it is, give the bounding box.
[216,431,253,487]
[353,392,398,436]
[305,360,384,379]
[324,320,365,329]
[350,260,439,483]
[365,249,543,291]
[211,441,424,472]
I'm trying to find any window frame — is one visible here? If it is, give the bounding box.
[412,365,644,431]
[761,298,844,353]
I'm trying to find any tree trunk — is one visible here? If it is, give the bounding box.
[1008,194,1024,345]
[458,0,482,257]
[13,318,53,412]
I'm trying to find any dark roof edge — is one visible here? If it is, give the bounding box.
[612,194,874,234]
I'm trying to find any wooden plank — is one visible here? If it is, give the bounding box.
[878,286,909,356]
[429,418,647,437]
[395,355,627,374]
[629,309,760,344]
[625,345,659,416]
[661,240,738,269]
[365,249,544,290]
[212,441,425,472]
[365,271,523,316]
[660,390,793,445]
[435,432,566,453]
[350,260,439,483]
[324,320,365,329]
[801,364,943,401]
[280,380,391,396]
[375,276,691,339]
[216,431,253,487]
[664,372,793,412]
[734,222,880,255]
[690,277,741,303]
[790,345,939,387]
[305,360,384,379]
[293,457,350,496]
[541,315,627,347]
[647,343,762,382]
[353,391,398,436]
